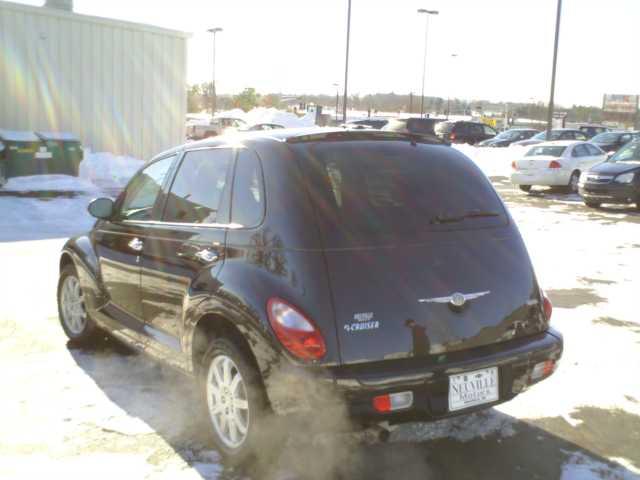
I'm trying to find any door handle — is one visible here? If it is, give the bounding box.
[128,237,143,252]
[177,245,219,264]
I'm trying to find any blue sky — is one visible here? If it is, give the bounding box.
[15,0,640,107]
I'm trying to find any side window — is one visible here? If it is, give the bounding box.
[483,125,495,136]
[231,149,265,228]
[575,132,587,140]
[572,144,588,157]
[620,134,631,144]
[119,155,175,221]
[587,144,602,156]
[163,149,233,224]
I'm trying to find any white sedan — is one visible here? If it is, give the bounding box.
[510,141,606,193]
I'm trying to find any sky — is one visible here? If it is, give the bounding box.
[15,0,640,107]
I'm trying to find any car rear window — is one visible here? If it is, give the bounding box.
[435,122,454,134]
[297,141,507,247]
[526,146,567,157]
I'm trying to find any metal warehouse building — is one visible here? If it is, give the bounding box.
[0,0,188,160]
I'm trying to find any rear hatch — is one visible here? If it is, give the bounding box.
[297,140,546,365]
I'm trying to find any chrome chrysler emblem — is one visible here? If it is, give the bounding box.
[419,291,491,308]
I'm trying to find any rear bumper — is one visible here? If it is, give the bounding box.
[268,329,563,423]
[511,169,570,186]
[579,182,639,204]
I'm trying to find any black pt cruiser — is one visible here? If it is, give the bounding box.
[57,128,562,463]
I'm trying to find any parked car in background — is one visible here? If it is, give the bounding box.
[578,124,610,139]
[382,117,442,137]
[578,139,640,209]
[511,141,606,193]
[477,128,539,147]
[344,118,389,130]
[512,129,589,147]
[434,121,497,144]
[58,128,561,463]
[589,131,639,154]
[187,117,248,140]
[245,123,285,131]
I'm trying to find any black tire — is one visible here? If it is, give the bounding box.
[57,264,100,345]
[566,170,580,194]
[199,338,283,465]
[585,201,601,208]
[0,163,6,188]
[519,185,532,193]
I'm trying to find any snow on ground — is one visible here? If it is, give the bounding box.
[0,150,142,242]
[454,143,527,178]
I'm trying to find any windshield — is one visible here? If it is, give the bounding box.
[532,131,562,141]
[495,130,523,141]
[609,141,640,163]
[298,141,506,247]
[591,132,620,143]
[525,145,567,157]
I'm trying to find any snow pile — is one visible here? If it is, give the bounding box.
[454,143,527,178]
[79,150,143,192]
[560,451,639,480]
[4,175,98,193]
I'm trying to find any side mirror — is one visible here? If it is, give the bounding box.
[88,197,115,220]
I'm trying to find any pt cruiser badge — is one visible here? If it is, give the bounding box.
[419,291,491,308]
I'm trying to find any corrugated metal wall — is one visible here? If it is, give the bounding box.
[0,1,188,160]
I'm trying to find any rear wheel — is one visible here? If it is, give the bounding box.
[200,338,282,465]
[57,264,100,344]
[519,185,532,193]
[585,201,601,208]
[566,170,580,193]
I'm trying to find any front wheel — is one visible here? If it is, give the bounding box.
[57,264,100,344]
[519,185,532,193]
[200,338,282,465]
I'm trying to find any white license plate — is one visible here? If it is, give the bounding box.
[448,367,499,412]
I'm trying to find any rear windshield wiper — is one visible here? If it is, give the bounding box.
[429,210,501,224]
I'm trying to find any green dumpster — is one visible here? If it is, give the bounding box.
[35,131,83,176]
[0,130,44,178]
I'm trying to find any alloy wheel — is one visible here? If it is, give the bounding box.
[206,354,250,449]
[60,275,87,335]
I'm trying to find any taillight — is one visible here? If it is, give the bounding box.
[548,160,562,169]
[267,298,326,361]
[511,161,517,170]
[450,133,456,141]
[543,294,553,321]
[372,391,414,413]
[530,360,556,382]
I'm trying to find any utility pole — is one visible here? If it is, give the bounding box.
[207,27,223,117]
[342,0,352,123]
[333,83,340,124]
[409,92,413,114]
[546,0,562,139]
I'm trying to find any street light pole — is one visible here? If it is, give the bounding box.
[342,0,352,123]
[333,83,340,124]
[447,53,458,119]
[418,9,438,119]
[207,27,223,117]
[546,0,562,139]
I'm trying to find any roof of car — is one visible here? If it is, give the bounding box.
[532,140,583,147]
[154,127,447,160]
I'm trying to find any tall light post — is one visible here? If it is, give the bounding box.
[342,0,352,123]
[332,83,340,124]
[207,27,223,117]
[546,0,562,139]
[447,53,458,119]
[417,8,438,119]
